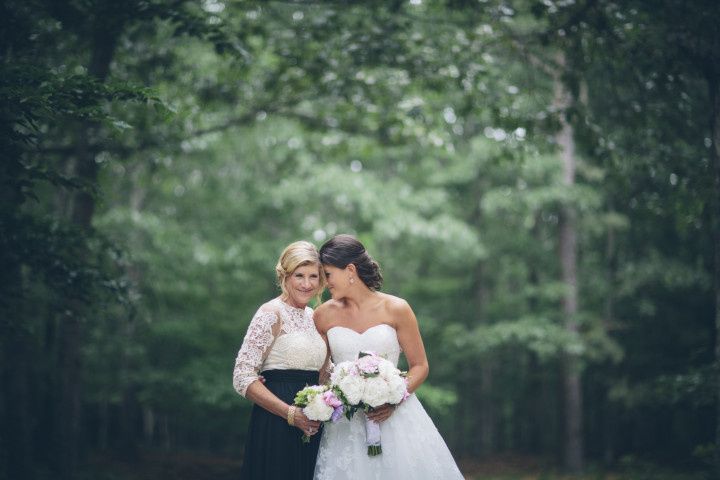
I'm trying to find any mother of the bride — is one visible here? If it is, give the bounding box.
[232,241,327,479]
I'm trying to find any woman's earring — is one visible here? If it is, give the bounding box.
[350,277,354,284]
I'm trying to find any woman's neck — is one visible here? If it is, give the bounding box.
[342,286,376,309]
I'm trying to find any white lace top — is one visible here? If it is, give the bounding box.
[232,297,327,397]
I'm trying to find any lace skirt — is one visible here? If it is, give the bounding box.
[240,369,321,480]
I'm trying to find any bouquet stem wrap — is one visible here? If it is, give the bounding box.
[365,417,382,456]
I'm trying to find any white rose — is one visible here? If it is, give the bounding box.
[331,361,355,384]
[361,375,390,408]
[378,360,399,380]
[304,393,334,421]
[337,374,364,405]
[386,374,407,404]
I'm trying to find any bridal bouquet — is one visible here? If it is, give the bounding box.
[330,351,409,456]
[293,385,344,443]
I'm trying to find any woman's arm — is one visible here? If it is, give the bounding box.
[245,379,320,436]
[232,309,281,397]
[367,298,429,423]
[232,307,320,435]
[394,299,429,393]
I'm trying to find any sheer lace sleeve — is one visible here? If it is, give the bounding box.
[232,308,281,397]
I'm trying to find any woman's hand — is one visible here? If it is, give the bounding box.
[366,403,396,423]
[293,409,322,437]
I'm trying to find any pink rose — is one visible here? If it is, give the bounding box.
[322,390,343,408]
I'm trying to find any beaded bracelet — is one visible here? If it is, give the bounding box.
[287,406,296,426]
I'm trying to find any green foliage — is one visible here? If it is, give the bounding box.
[1,0,717,477]
[415,383,458,418]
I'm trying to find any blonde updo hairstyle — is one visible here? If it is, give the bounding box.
[275,241,325,305]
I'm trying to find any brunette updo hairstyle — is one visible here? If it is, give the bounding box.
[319,234,383,291]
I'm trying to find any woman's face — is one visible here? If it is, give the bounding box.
[323,264,353,299]
[284,264,321,307]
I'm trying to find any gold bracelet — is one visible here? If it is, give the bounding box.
[287,406,296,426]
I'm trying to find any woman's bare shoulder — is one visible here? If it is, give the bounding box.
[377,293,413,326]
[377,292,411,312]
[314,299,345,315]
[313,299,344,331]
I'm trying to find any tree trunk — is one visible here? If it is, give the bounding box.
[475,259,494,457]
[162,414,172,451]
[707,72,720,478]
[118,316,139,460]
[1,295,33,480]
[603,225,617,465]
[56,22,120,479]
[116,176,148,458]
[478,361,495,456]
[472,190,497,457]
[453,388,467,456]
[1,136,35,479]
[119,383,139,459]
[99,400,109,451]
[58,311,83,480]
[554,52,584,473]
[524,238,545,454]
[143,407,156,446]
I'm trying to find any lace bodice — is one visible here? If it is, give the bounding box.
[233,297,327,397]
[326,324,401,365]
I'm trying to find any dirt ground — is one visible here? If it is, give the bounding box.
[86,451,704,480]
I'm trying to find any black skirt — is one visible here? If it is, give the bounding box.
[240,369,321,480]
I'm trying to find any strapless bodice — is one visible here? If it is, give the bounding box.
[327,324,401,365]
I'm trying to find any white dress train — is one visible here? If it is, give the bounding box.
[314,324,465,480]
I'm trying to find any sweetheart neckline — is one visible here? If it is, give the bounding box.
[327,323,396,336]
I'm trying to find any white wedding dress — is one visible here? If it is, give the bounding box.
[314,324,465,480]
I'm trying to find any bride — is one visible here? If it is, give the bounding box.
[313,234,464,480]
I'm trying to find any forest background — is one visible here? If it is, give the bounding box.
[2,0,719,479]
